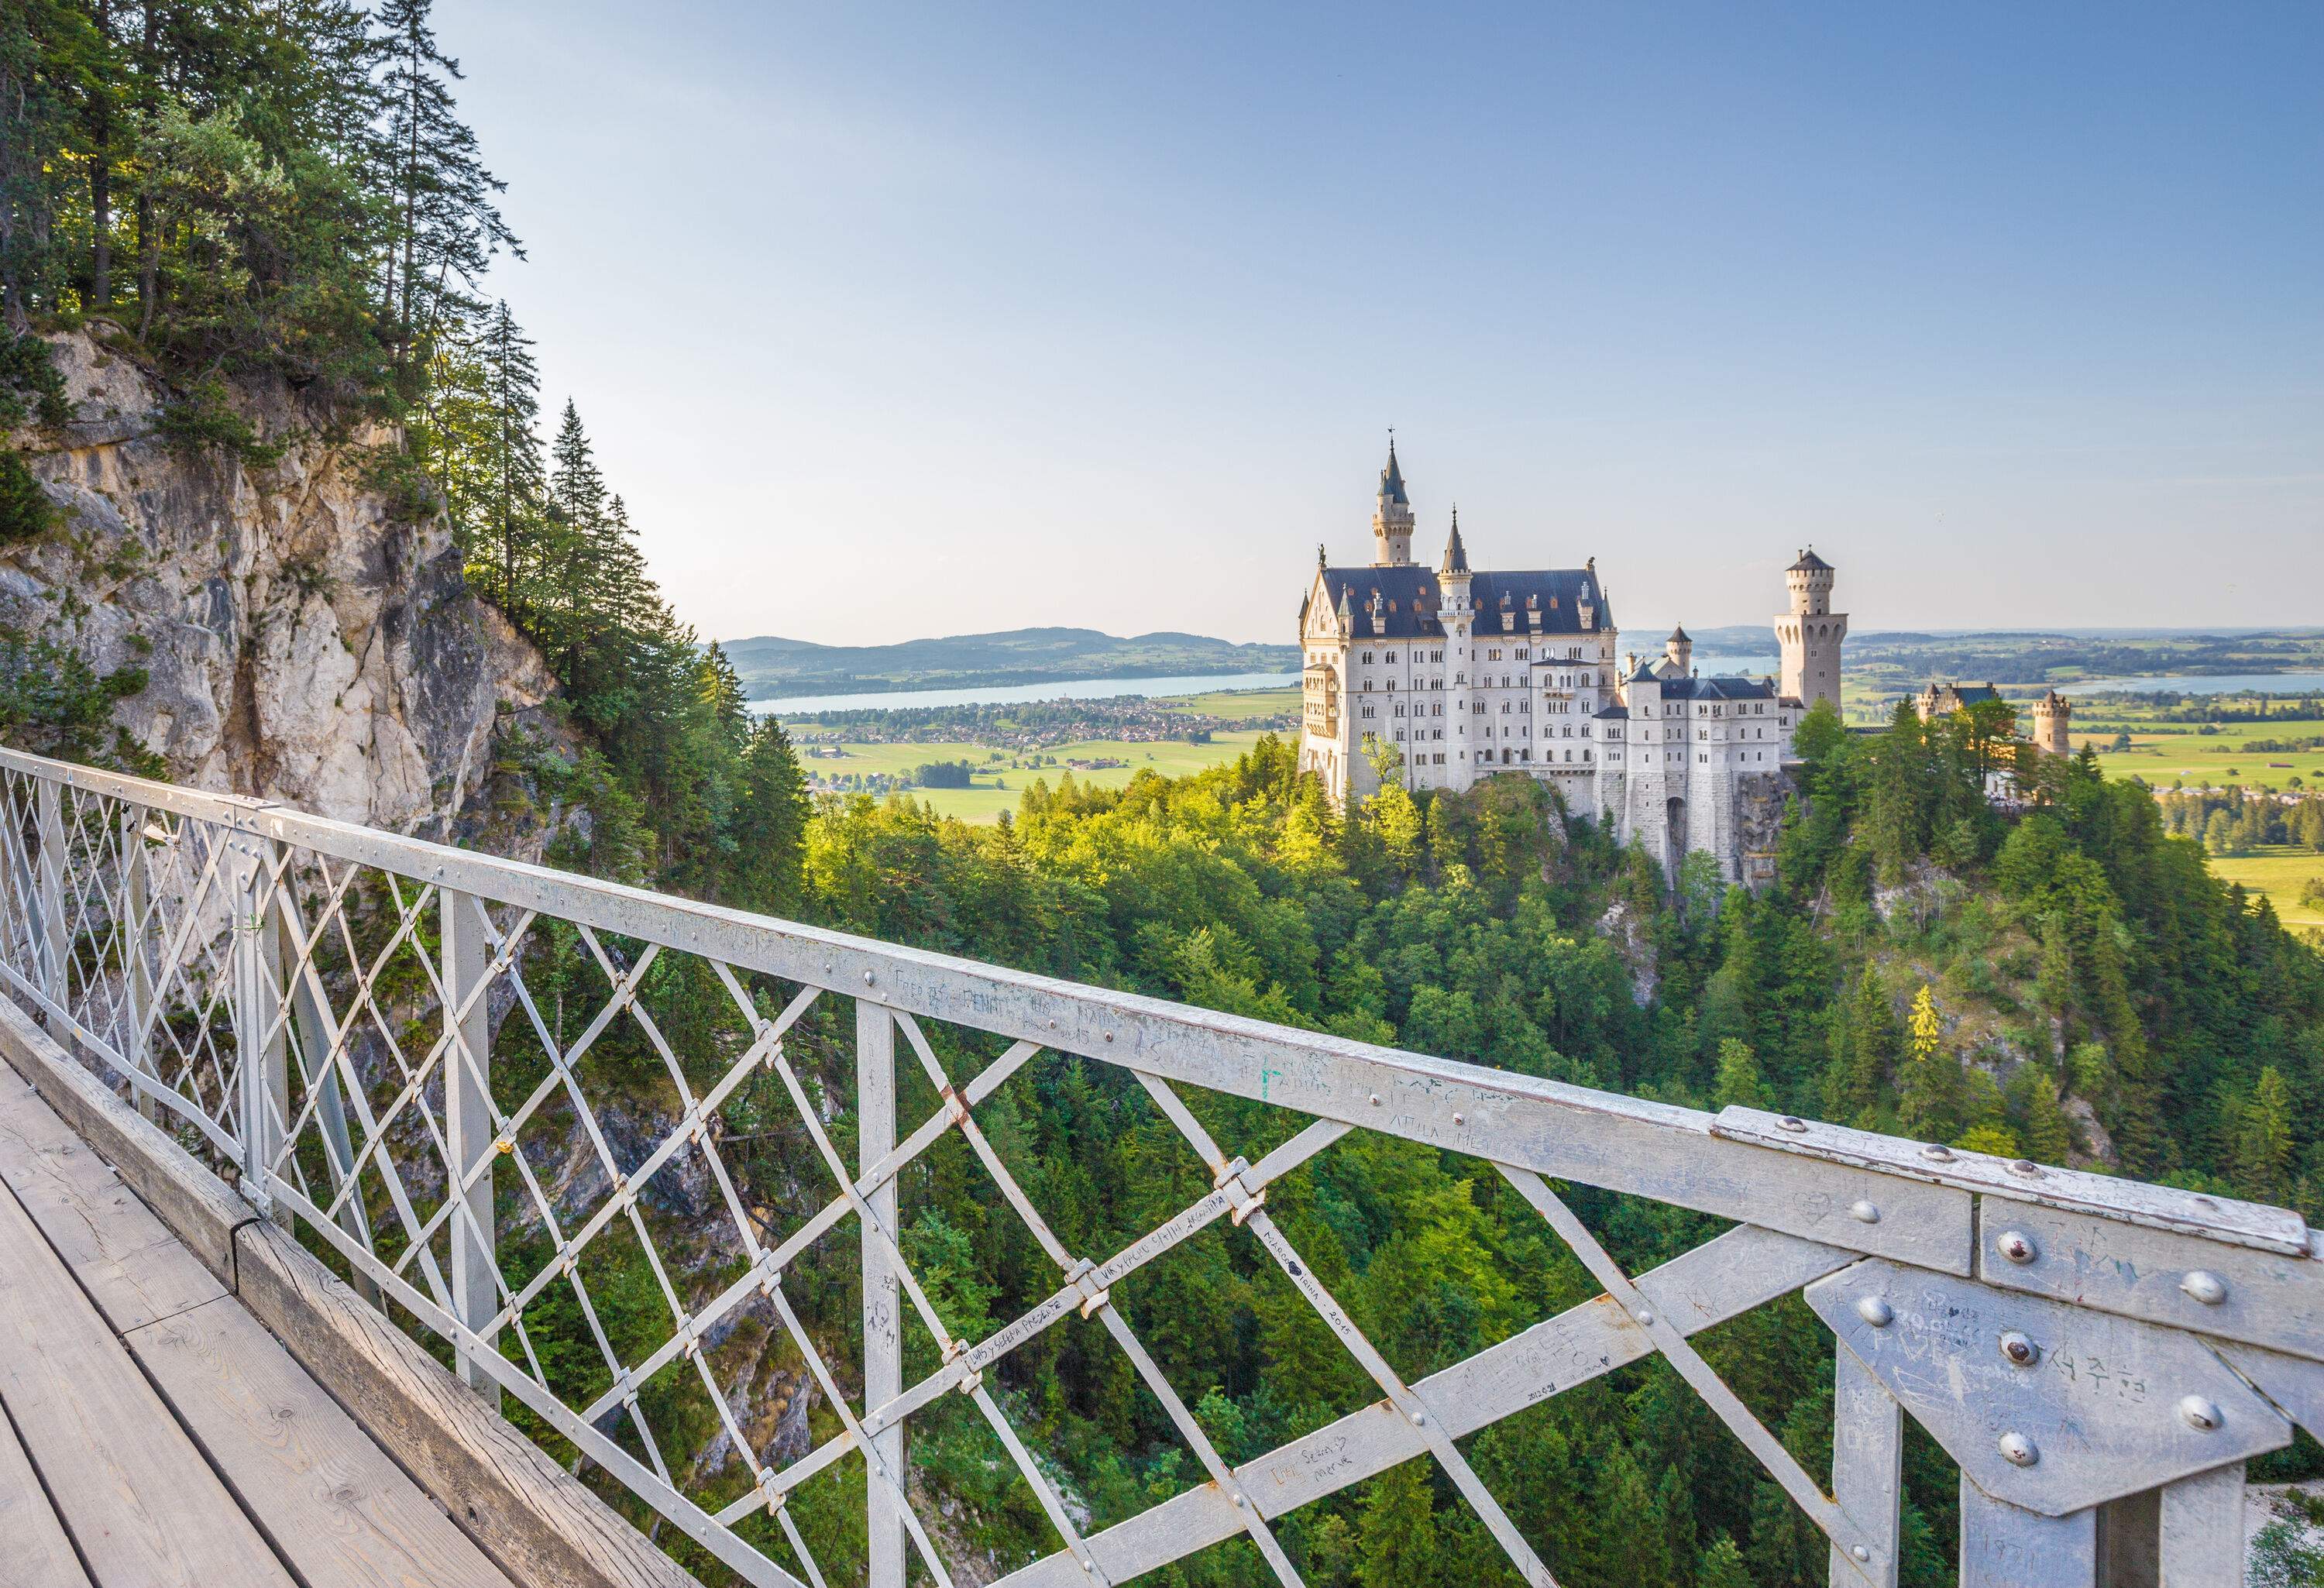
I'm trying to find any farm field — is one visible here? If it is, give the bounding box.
[2066,714,2324,793]
[787,730,1277,822]
[2209,845,2324,933]
[1164,686,1301,717]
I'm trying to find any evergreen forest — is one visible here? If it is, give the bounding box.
[8,5,2324,1586]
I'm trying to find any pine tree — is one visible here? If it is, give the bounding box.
[2010,1067,2075,1166]
[480,301,544,607]
[376,0,518,386]
[1714,1036,1774,1111]
[1896,985,1964,1143]
[1353,1463,1439,1588]
[1696,1534,1753,1588]
[2237,1067,2295,1207]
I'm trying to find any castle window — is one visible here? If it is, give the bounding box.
[1363,679,1374,691]
[1361,651,1374,664]
[1515,648,1529,660]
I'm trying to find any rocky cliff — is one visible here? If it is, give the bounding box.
[6,328,553,833]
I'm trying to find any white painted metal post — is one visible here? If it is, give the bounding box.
[34,778,65,1005]
[122,805,158,1122]
[1961,1483,2098,1588]
[858,997,905,1588]
[2157,1463,2244,1588]
[1829,1347,1900,1587]
[230,833,283,1206]
[442,888,500,1406]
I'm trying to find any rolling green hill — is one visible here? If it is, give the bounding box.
[718,627,1298,699]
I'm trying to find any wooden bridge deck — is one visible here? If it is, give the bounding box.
[0,1075,517,1588]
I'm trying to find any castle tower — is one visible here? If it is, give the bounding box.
[2033,689,2071,757]
[1371,438,1415,566]
[1774,546,1847,712]
[1665,624,1692,675]
[1439,508,1473,785]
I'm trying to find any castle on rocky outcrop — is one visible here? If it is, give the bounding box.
[1297,440,1837,882]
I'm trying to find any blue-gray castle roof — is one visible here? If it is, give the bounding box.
[1320,565,1607,640]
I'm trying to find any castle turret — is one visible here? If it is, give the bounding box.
[1774,546,1847,712]
[1371,438,1415,566]
[1439,508,1473,775]
[1665,624,1692,675]
[2033,689,2071,757]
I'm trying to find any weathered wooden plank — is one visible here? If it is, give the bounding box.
[0,993,699,1588]
[0,1079,225,1332]
[0,1394,91,1588]
[231,1218,703,1588]
[129,1295,518,1588]
[0,1178,296,1588]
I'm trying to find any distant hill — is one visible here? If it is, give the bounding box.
[718,627,1300,699]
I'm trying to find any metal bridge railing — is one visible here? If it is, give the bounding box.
[0,743,2312,1588]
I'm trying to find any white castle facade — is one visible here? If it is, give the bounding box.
[1298,442,1846,882]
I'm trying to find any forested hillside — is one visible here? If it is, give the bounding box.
[9,7,2324,1588]
[2,0,810,906]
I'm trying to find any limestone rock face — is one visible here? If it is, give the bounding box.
[7,328,555,834]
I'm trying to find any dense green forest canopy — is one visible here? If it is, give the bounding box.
[12,7,2324,1586]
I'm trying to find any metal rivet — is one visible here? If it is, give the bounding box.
[1856,1296,1893,1328]
[2179,1396,2222,1432]
[1849,1199,1880,1225]
[1452,1111,1464,1126]
[862,971,875,986]
[1634,1308,1655,1328]
[1777,1115,1807,1132]
[1998,1231,2037,1265]
[1998,1432,2038,1467]
[1368,1092,1381,1106]
[2181,1270,2229,1306]
[1851,1545,1870,1563]
[1233,1491,1248,1508]
[1410,1409,1426,1427]
[1999,1331,2040,1367]
[1103,1030,1114,1043]
[2008,1158,2044,1178]
[1920,1143,1954,1162]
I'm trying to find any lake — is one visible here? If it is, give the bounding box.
[2067,672,2324,697]
[750,670,1298,716]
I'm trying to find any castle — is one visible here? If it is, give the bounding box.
[1298,441,1845,882]
[1916,681,2072,758]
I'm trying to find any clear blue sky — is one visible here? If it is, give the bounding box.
[452,1,2322,647]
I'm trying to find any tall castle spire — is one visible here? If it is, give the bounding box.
[1371,433,1415,566]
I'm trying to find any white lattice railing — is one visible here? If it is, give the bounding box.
[0,744,2315,1588]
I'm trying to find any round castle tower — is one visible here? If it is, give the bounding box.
[1773,547,1846,713]
[2033,689,2072,757]
[1371,438,1415,566]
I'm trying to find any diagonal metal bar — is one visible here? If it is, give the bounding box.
[1495,1164,1886,1581]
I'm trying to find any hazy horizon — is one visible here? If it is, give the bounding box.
[453,2,2322,648]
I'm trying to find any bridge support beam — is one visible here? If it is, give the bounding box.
[443,887,500,1408]
[858,996,905,1588]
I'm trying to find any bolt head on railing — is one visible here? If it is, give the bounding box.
[2181,1270,2229,1306]
[2178,1396,2223,1432]
[1856,1296,1893,1328]
[1998,1331,2039,1367]
[1997,1230,2037,1264]
[1998,1432,2039,1467]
